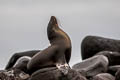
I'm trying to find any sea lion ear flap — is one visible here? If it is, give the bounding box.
[49,16,58,26]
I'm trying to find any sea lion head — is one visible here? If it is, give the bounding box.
[47,16,59,43]
[47,16,71,47]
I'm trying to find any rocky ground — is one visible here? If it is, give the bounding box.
[1,34,120,80]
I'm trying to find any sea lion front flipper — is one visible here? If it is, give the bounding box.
[56,63,70,75]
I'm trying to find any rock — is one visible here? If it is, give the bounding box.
[115,69,120,80]
[29,67,87,80]
[13,56,31,74]
[96,51,120,66]
[108,65,120,75]
[81,36,120,60]
[0,68,30,80]
[5,50,40,70]
[91,73,115,80]
[72,55,108,78]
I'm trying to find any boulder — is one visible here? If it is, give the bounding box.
[91,73,115,80]
[115,69,120,80]
[96,51,120,66]
[108,65,120,75]
[72,55,108,78]
[5,50,40,70]
[0,68,30,80]
[81,36,120,60]
[29,67,87,80]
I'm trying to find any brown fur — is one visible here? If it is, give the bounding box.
[27,16,71,73]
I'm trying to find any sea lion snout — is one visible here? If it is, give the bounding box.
[50,16,58,25]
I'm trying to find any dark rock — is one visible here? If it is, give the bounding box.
[72,55,108,78]
[91,73,115,80]
[115,69,120,80]
[13,56,31,74]
[0,68,30,80]
[108,65,120,75]
[29,67,87,80]
[96,51,120,66]
[5,50,40,70]
[81,36,120,60]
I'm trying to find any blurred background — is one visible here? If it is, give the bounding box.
[0,0,120,69]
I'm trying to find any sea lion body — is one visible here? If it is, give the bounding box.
[47,17,71,63]
[27,16,71,74]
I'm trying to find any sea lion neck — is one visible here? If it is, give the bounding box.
[47,16,71,48]
[47,16,59,42]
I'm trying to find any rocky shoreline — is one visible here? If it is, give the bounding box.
[0,17,120,80]
[1,36,120,80]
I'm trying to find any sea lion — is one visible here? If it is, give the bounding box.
[27,16,72,75]
[13,56,31,73]
[81,36,120,60]
[5,50,40,70]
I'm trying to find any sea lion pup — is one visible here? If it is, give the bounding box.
[5,50,40,70]
[13,56,31,73]
[27,16,72,75]
[81,36,120,60]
